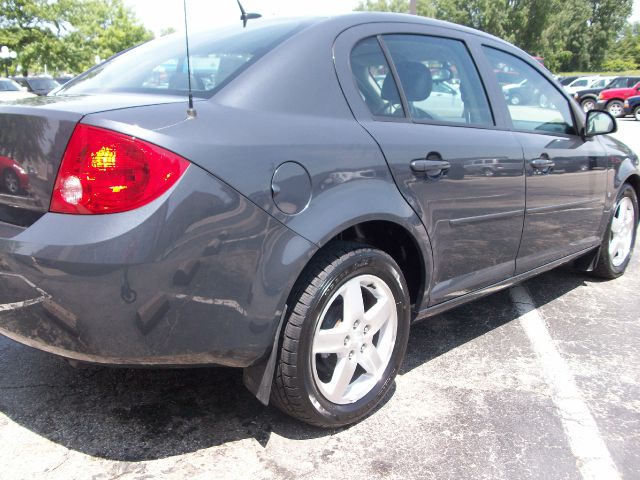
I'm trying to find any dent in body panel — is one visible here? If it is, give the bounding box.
[0,165,316,366]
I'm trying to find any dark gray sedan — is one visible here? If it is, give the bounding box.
[0,13,638,427]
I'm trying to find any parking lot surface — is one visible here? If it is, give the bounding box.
[1,121,639,480]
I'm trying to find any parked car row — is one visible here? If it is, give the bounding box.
[569,75,640,116]
[10,76,61,96]
[0,78,36,102]
[560,75,614,95]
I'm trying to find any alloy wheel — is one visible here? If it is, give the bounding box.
[311,274,397,405]
[582,100,596,112]
[609,196,636,267]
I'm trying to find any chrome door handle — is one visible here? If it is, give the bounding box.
[531,158,555,169]
[410,159,451,174]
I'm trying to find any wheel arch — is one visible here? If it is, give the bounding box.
[624,173,640,202]
[243,212,434,405]
[323,219,428,310]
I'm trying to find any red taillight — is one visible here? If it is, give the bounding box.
[51,124,189,214]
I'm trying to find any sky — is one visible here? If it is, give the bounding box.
[125,0,640,36]
[123,0,362,35]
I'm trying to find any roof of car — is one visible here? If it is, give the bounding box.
[319,12,506,41]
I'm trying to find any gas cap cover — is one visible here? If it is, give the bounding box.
[271,162,312,215]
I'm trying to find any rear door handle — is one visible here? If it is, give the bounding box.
[410,159,451,174]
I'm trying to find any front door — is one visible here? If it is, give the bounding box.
[338,27,526,305]
[482,47,609,273]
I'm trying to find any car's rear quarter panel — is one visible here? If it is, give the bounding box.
[0,163,316,366]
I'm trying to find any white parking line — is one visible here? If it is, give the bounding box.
[510,285,621,480]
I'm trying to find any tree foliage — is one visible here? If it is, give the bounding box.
[605,23,640,71]
[0,0,153,75]
[355,0,633,71]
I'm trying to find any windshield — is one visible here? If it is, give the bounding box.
[0,79,21,91]
[58,20,310,98]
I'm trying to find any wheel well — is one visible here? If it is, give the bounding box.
[329,221,425,308]
[606,98,623,104]
[625,174,640,202]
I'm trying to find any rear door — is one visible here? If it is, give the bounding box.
[481,46,609,273]
[335,24,526,305]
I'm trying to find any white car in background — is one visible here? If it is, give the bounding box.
[564,76,614,96]
[0,78,37,102]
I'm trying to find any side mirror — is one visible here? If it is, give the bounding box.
[584,110,616,137]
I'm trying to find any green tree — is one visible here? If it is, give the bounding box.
[0,0,153,75]
[355,0,634,71]
[160,27,177,37]
[356,0,437,16]
[604,22,640,71]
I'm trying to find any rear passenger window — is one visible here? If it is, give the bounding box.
[483,47,576,135]
[382,34,494,126]
[351,37,405,118]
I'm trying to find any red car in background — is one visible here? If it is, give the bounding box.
[595,81,640,117]
[0,156,29,195]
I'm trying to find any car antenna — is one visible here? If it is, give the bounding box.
[236,0,261,28]
[183,0,196,118]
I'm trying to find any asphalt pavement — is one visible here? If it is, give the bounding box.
[0,121,639,480]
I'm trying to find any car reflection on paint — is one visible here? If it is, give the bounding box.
[0,156,29,195]
[463,158,523,177]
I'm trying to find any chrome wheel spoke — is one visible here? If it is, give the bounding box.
[611,215,623,234]
[358,346,384,375]
[313,327,349,355]
[609,235,621,258]
[364,296,391,337]
[342,280,365,325]
[328,357,357,399]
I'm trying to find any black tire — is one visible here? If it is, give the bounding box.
[592,184,638,279]
[606,100,625,118]
[633,105,640,121]
[3,169,19,195]
[271,241,410,427]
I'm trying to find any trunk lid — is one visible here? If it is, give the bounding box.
[0,94,185,227]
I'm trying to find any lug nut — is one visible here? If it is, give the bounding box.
[360,344,367,353]
[353,320,360,329]
[344,336,350,346]
[348,350,354,360]
[363,325,369,334]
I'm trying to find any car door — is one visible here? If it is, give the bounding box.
[334,24,526,306]
[481,46,609,273]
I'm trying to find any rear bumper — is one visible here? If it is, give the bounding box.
[0,165,315,367]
